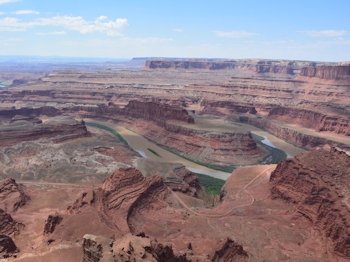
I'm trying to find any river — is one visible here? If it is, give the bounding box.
[86,120,232,180]
[86,119,305,181]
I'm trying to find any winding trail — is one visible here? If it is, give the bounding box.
[169,166,275,218]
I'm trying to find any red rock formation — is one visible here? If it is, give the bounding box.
[67,102,263,166]
[270,148,350,258]
[145,59,314,75]
[82,234,114,262]
[43,215,63,235]
[0,106,59,120]
[0,235,18,258]
[0,209,20,236]
[170,166,202,197]
[268,107,350,136]
[201,100,257,115]
[210,238,249,262]
[0,178,30,213]
[124,100,194,125]
[247,117,350,151]
[83,233,188,262]
[300,65,350,80]
[0,116,89,147]
[101,168,168,233]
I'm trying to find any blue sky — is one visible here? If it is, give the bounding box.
[0,0,349,61]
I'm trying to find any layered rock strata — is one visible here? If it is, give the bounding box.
[0,178,29,213]
[68,101,263,165]
[270,148,350,258]
[0,115,89,147]
[268,107,350,136]
[247,117,350,150]
[124,100,194,125]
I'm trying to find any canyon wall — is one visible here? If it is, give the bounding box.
[200,100,257,115]
[67,101,264,166]
[124,100,194,125]
[268,107,350,136]
[0,115,89,147]
[145,59,322,75]
[299,65,350,80]
[247,117,350,150]
[270,148,350,258]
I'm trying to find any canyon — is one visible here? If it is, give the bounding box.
[0,57,349,261]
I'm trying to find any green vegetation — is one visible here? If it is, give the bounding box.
[85,122,129,146]
[147,148,162,158]
[161,147,235,173]
[193,172,225,195]
[251,133,287,164]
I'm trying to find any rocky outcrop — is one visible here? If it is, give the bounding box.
[0,106,59,120]
[83,233,188,262]
[101,168,168,233]
[0,209,21,259]
[82,234,114,262]
[270,148,350,258]
[247,117,350,150]
[0,235,18,258]
[43,215,63,235]
[268,107,350,136]
[200,100,257,116]
[210,238,249,262]
[300,65,350,80]
[124,100,194,125]
[0,116,89,147]
[0,178,30,213]
[0,209,20,236]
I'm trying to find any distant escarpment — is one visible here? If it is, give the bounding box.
[268,107,350,136]
[0,115,89,147]
[299,65,350,80]
[145,59,326,75]
[270,148,350,258]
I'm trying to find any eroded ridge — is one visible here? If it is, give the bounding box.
[270,147,350,258]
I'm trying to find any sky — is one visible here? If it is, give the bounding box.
[0,0,349,62]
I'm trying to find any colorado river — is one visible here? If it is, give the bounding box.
[253,134,293,158]
[86,120,232,180]
[86,119,305,181]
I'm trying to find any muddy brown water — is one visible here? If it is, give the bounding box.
[86,118,305,181]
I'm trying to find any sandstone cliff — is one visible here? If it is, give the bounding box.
[270,148,350,258]
[300,65,350,80]
[268,107,350,136]
[200,100,257,116]
[124,100,194,125]
[0,115,89,147]
[145,59,320,75]
[247,117,350,151]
